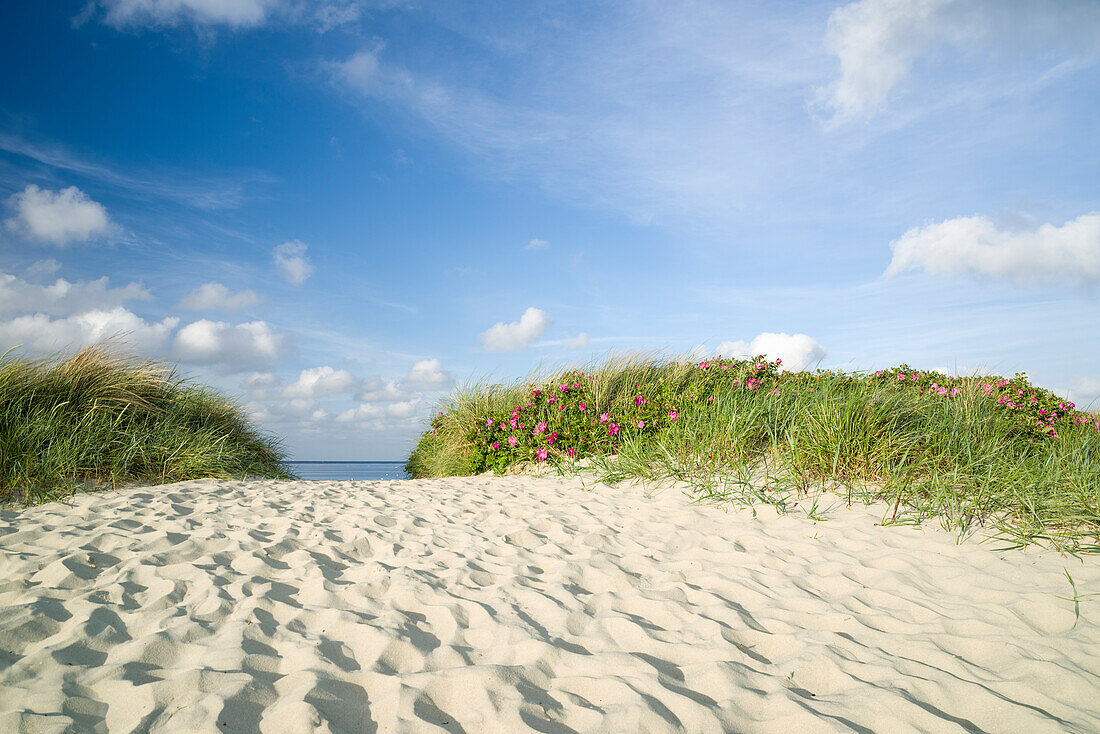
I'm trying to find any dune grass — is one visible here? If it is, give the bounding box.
[0,343,294,504]
[407,353,1100,554]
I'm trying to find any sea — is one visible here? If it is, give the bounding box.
[286,461,409,481]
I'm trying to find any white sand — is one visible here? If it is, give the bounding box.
[1,476,1098,733]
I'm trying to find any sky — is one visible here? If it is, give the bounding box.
[1,0,1098,460]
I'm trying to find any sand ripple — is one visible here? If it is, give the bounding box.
[1,476,1098,732]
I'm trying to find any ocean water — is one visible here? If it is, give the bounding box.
[287,461,409,481]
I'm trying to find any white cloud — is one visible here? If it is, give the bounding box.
[178,282,261,310]
[817,0,1100,124]
[562,332,590,349]
[716,333,827,372]
[336,398,423,424]
[241,371,283,399]
[5,185,113,245]
[714,340,750,359]
[172,319,291,370]
[1064,378,1100,411]
[25,259,61,279]
[0,308,178,355]
[817,0,956,124]
[479,307,551,352]
[883,212,1100,286]
[525,237,548,250]
[355,377,412,404]
[100,0,276,28]
[273,240,313,285]
[0,269,150,316]
[282,365,355,398]
[405,358,452,388]
[98,0,366,31]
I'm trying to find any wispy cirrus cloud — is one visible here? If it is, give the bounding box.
[0,133,276,210]
[92,0,368,31]
[816,0,1100,125]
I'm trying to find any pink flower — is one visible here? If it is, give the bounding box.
[897,373,905,381]
[579,402,587,411]
[637,420,645,429]
[708,396,715,403]
[634,395,646,406]
[507,435,518,447]
[510,418,519,429]
[732,379,740,387]
[775,358,782,365]
[486,418,494,427]
[533,389,541,397]
[491,442,500,450]
[668,410,678,421]
[559,384,569,392]
[699,361,709,369]
[534,421,547,435]
[566,448,578,458]
[547,433,558,445]
[599,413,610,423]
[608,423,619,436]
[548,396,556,404]
[536,448,548,461]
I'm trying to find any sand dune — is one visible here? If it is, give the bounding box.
[1,475,1098,733]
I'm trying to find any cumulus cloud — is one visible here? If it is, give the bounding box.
[525,237,548,250]
[883,212,1100,286]
[273,240,313,285]
[5,185,113,245]
[282,365,355,398]
[479,307,551,352]
[100,0,276,28]
[335,398,423,425]
[0,269,150,316]
[405,358,452,388]
[178,282,261,310]
[172,319,291,370]
[716,333,827,372]
[0,308,178,355]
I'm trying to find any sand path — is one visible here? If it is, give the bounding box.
[1,476,1097,733]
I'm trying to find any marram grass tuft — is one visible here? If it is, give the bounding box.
[0,343,294,504]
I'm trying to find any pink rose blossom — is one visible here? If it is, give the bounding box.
[508,435,518,447]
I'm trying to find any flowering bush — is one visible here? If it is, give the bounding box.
[420,355,1097,477]
[871,365,1090,442]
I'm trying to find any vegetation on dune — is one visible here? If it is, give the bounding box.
[407,353,1100,553]
[0,343,294,505]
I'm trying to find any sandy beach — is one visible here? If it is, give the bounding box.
[1,476,1098,733]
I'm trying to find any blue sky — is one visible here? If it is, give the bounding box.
[1,0,1098,460]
